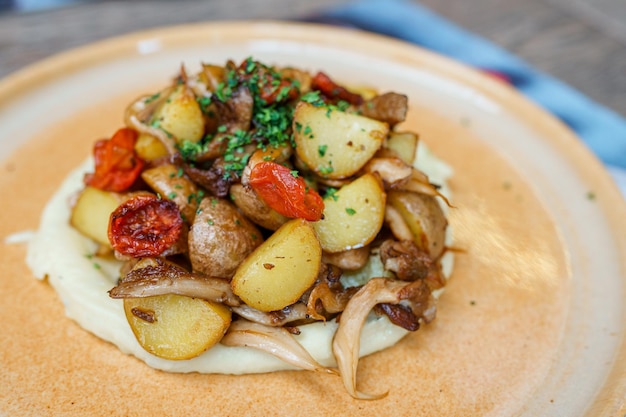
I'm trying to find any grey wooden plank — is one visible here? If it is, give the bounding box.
[420,0,626,116]
[1,0,624,116]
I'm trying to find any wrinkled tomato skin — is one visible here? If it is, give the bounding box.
[249,161,324,222]
[108,194,183,257]
[311,72,363,105]
[84,127,144,192]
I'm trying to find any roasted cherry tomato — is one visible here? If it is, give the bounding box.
[108,194,183,257]
[311,72,363,105]
[84,127,144,192]
[248,161,324,222]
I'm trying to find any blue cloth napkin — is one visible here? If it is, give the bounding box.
[315,0,626,193]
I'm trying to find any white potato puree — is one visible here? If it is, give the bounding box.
[27,142,453,374]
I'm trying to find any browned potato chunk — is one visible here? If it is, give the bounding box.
[141,164,201,224]
[70,186,121,247]
[188,197,262,278]
[231,219,321,312]
[313,173,386,253]
[229,184,289,231]
[152,84,205,145]
[134,133,169,161]
[386,131,419,166]
[293,102,388,179]
[124,294,231,360]
[387,190,448,258]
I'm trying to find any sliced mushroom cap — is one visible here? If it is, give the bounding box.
[108,258,241,307]
[221,319,337,374]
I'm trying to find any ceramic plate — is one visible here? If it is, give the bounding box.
[0,22,624,416]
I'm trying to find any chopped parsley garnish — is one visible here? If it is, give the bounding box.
[188,190,205,205]
[197,96,212,113]
[323,187,339,201]
[214,82,233,102]
[345,207,357,216]
[177,139,208,161]
[318,163,334,176]
[318,144,328,157]
[167,192,177,199]
[144,92,161,104]
[300,91,324,106]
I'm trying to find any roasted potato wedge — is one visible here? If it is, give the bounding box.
[151,84,205,145]
[313,173,386,253]
[124,294,231,360]
[386,190,448,258]
[70,186,121,247]
[141,164,201,224]
[188,197,262,278]
[134,133,169,161]
[386,131,419,166]
[293,102,388,179]
[231,219,321,312]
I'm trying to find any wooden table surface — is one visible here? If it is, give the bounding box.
[1,0,625,117]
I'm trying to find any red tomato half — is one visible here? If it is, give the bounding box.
[108,194,183,257]
[248,161,324,222]
[311,72,363,105]
[84,127,144,192]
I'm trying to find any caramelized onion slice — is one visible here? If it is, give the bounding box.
[221,320,337,374]
[231,303,309,327]
[108,258,240,307]
[397,169,453,208]
[332,277,421,400]
[124,90,178,155]
[306,282,359,321]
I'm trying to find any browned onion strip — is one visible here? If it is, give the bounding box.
[361,157,412,188]
[306,282,360,321]
[332,278,416,400]
[221,320,337,374]
[123,88,178,155]
[397,169,453,207]
[108,261,241,307]
[231,303,309,327]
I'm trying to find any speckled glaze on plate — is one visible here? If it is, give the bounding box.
[0,22,624,417]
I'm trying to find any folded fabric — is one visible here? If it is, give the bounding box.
[313,0,626,180]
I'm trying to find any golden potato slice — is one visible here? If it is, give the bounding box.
[231,219,322,312]
[124,294,231,360]
[152,84,205,145]
[141,164,201,224]
[313,173,386,253]
[188,197,262,278]
[134,133,169,161]
[293,102,388,179]
[70,186,121,247]
[387,190,448,258]
[386,131,419,166]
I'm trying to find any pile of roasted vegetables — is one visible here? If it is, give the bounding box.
[69,57,450,398]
